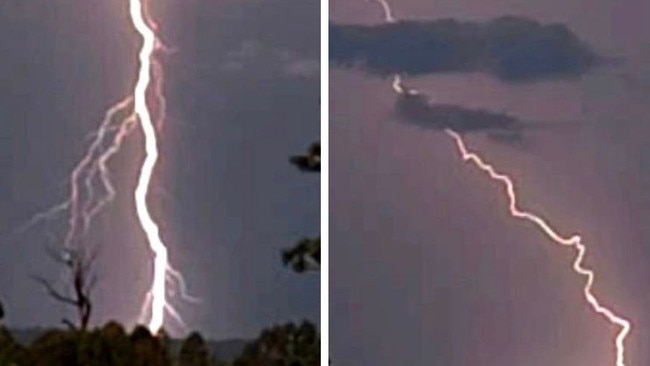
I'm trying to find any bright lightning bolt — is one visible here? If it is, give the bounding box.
[444,129,631,366]
[128,0,169,333]
[365,1,632,365]
[17,0,195,334]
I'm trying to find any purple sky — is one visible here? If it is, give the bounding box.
[0,0,319,340]
[331,0,650,365]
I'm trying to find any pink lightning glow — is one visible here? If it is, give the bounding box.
[365,0,633,365]
[18,0,194,334]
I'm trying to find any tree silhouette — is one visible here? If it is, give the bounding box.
[234,321,319,366]
[99,321,134,366]
[284,142,321,273]
[29,329,79,366]
[0,318,257,365]
[33,246,97,330]
[290,142,320,172]
[0,325,27,365]
[282,237,320,273]
[179,332,210,366]
[130,325,171,366]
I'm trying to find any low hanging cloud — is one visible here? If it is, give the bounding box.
[396,91,522,133]
[331,16,599,81]
[393,89,536,150]
[395,90,586,150]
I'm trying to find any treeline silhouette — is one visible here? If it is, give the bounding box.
[0,316,318,366]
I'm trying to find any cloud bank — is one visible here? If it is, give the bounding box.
[331,16,599,81]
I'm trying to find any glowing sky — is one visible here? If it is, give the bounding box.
[331,0,650,364]
[0,0,319,340]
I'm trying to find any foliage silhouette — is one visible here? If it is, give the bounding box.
[0,322,196,366]
[282,238,320,273]
[284,142,321,273]
[179,332,210,366]
[290,142,321,173]
[0,326,27,366]
[233,321,319,366]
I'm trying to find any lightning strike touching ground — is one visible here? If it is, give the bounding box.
[128,0,169,333]
[18,0,194,334]
[365,1,632,365]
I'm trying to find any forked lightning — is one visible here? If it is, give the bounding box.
[19,0,195,333]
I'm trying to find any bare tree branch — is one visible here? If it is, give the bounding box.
[33,245,97,330]
[32,275,78,306]
[62,318,76,330]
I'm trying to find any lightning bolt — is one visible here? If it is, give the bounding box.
[129,0,169,333]
[365,0,396,23]
[17,0,195,334]
[364,1,632,365]
[443,128,631,365]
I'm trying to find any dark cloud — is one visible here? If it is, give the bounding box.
[331,16,599,81]
[395,88,583,147]
[395,90,522,133]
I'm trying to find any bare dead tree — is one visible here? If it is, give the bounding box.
[33,245,98,331]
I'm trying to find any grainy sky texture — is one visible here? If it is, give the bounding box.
[0,0,319,340]
[331,0,650,365]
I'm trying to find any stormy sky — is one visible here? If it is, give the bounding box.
[0,0,319,340]
[331,0,650,365]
